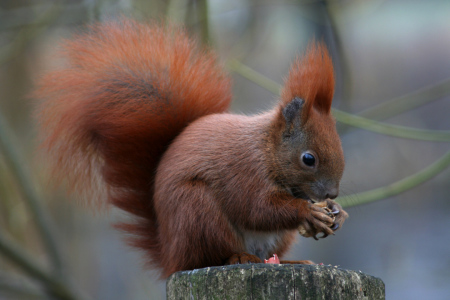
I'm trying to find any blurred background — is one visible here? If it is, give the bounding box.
[1,0,449,299]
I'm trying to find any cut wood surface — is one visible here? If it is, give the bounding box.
[167,264,385,300]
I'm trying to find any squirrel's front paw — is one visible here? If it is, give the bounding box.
[298,202,336,240]
[324,199,348,232]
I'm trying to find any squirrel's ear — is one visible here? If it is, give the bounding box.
[280,41,334,115]
[282,97,310,134]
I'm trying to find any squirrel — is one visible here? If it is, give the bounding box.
[35,18,348,279]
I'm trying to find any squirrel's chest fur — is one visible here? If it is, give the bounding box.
[242,230,289,260]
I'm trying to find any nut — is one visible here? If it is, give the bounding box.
[298,201,335,237]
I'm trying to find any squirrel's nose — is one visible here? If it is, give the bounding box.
[325,187,339,199]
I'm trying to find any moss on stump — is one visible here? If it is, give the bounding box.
[167,264,385,300]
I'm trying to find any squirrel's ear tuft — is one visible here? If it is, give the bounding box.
[280,40,335,115]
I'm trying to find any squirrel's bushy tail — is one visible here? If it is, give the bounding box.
[35,19,232,271]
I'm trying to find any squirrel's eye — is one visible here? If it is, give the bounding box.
[301,153,316,167]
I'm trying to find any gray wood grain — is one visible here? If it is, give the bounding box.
[167,264,385,300]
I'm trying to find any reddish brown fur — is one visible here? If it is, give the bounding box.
[35,19,232,271]
[36,19,347,279]
[281,41,335,115]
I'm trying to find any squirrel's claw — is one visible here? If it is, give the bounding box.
[325,199,348,232]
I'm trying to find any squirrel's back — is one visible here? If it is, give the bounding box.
[156,111,273,197]
[35,19,232,271]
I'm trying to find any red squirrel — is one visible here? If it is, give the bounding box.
[35,19,348,278]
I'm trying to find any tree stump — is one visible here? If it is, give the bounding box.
[167,264,385,299]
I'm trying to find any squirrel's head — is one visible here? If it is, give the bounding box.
[268,41,344,202]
